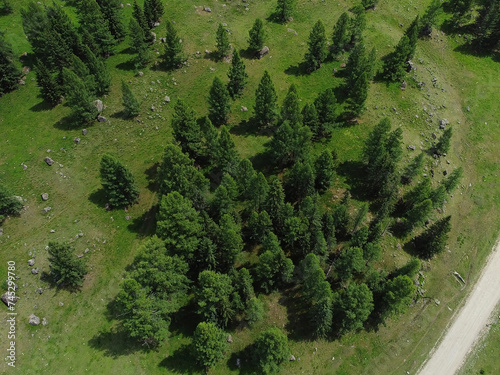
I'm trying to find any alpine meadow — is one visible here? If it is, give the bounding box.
[1,0,500,374]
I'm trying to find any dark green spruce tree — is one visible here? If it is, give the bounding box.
[280,84,301,126]
[129,18,151,67]
[304,20,327,72]
[208,76,230,126]
[100,154,139,208]
[33,59,60,106]
[248,18,266,51]
[96,0,126,40]
[254,70,278,128]
[78,0,116,57]
[331,12,351,55]
[215,23,231,60]
[383,34,411,81]
[275,0,295,23]
[121,80,140,117]
[83,46,111,95]
[314,88,337,137]
[435,128,452,156]
[164,21,183,69]
[62,67,98,123]
[414,216,452,259]
[0,31,21,96]
[227,50,248,98]
[420,0,441,37]
[171,99,201,159]
[348,71,369,117]
[48,242,88,288]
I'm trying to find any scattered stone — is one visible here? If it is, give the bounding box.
[408,145,416,150]
[401,80,407,90]
[236,358,241,368]
[204,7,211,12]
[74,137,81,144]
[29,314,41,326]
[434,299,441,305]
[432,132,437,139]
[84,248,90,254]
[125,215,131,221]
[1,293,19,307]
[153,22,160,27]
[105,203,111,211]
[97,115,107,122]
[36,288,43,295]
[151,32,156,43]
[50,229,55,233]
[42,207,52,214]
[340,63,346,68]
[160,37,166,43]
[257,46,269,59]
[18,79,26,85]
[82,129,88,136]
[439,118,449,126]
[240,106,248,112]
[28,259,35,266]
[41,193,49,201]
[23,164,28,170]
[32,268,39,275]
[466,106,470,112]
[59,301,64,307]
[227,334,233,343]
[443,170,448,176]
[44,157,54,166]
[138,71,144,77]
[94,99,103,113]
[290,355,296,361]
[164,96,170,103]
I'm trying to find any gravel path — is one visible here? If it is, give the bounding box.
[418,239,500,375]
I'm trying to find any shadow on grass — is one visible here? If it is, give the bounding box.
[126,204,158,237]
[53,113,89,130]
[158,345,200,374]
[88,326,146,358]
[88,188,107,209]
[119,46,136,55]
[230,119,261,137]
[239,48,257,60]
[249,149,275,176]
[145,162,160,192]
[116,59,137,71]
[30,100,54,112]
[279,287,314,341]
[227,345,255,374]
[453,42,500,63]
[336,160,370,201]
[284,61,310,77]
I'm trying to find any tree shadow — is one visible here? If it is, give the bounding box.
[453,42,500,62]
[336,160,370,201]
[88,326,146,358]
[145,162,160,192]
[169,304,200,337]
[203,50,220,62]
[279,287,313,341]
[30,100,54,112]
[226,344,255,374]
[158,344,200,374]
[249,149,275,176]
[53,113,89,130]
[284,61,310,77]
[239,48,257,60]
[126,204,158,237]
[230,119,261,137]
[116,59,137,71]
[88,188,108,208]
[119,46,136,55]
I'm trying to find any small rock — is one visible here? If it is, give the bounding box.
[41,193,49,201]
[1,293,19,306]
[240,106,248,112]
[257,46,269,59]
[50,229,55,233]
[29,314,41,326]
[44,157,54,166]
[82,129,88,136]
[125,215,131,221]
[151,105,155,112]
[42,207,52,214]
[94,99,103,113]
[36,288,43,295]
[42,317,48,326]
[401,80,407,90]
[204,7,211,12]
[59,302,64,306]
[432,132,437,139]
[23,164,28,170]
[290,355,296,361]
[227,334,233,343]
[466,106,470,112]
[28,259,35,266]
[97,115,107,122]
[32,268,39,275]
[408,145,416,150]
[74,137,81,144]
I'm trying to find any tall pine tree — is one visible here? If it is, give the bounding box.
[208,76,231,126]
[254,70,278,128]
[227,50,248,98]
[304,20,327,72]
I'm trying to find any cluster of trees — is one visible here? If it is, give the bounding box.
[0,31,20,96]
[21,1,115,121]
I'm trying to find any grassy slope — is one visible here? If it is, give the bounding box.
[1,0,500,374]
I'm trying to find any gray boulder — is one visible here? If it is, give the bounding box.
[97,115,107,122]
[28,314,40,326]
[42,207,51,214]
[28,258,35,266]
[32,268,39,275]
[44,157,54,166]
[74,137,81,144]
[94,99,103,113]
[1,293,19,307]
[227,334,233,343]
[257,46,269,59]
[41,193,49,201]
[82,129,88,136]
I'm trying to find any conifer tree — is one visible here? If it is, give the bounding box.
[248,18,266,51]
[314,88,337,137]
[254,70,278,128]
[235,159,256,199]
[280,84,301,125]
[96,0,126,40]
[383,34,411,81]
[253,328,290,374]
[349,4,367,45]
[448,0,473,25]
[414,216,452,259]
[348,71,369,117]
[269,121,312,168]
[45,3,82,56]
[192,322,226,371]
[345,41,367,89]
[217,126,239,173]
[285,161,316,202]
[227,50,248,98]
[48,242,88,287]
[200,116,219,165]
[83,46,111,95]
[196,270,235,327]
[33,59,61,106]
[405,16,420,61]
[475,0,500,50]
[172,100,201,158]
[443,167,463,193]
[380,275,416,320]
[217,214,244,271]
[403,178,431,209]
[121,80,140,117]
[249,172,269,211]
[100,154,139,208]
[331,12,351,55]
[435,128,452,156]
[164,21,183,69]
[403,198,433,234]
[301,103,320,139]
[78,0,116,57]
[215,23,230,60]
[129,18,151,67]
[420,0,441,37]
[402,152,425,185]
[132,1,150,38]
[333,282,373,334]
[275,0,295,23]
[0,32,21,96]
[314,150,335,191]
[255,233,294,292]
[430,185,447,209]
[304,20,327,72]
[62,67,98,123]
[362,0,379,9]
[265,176,286,231]
[149,0,164,25]
[0,184,23,222]
[208,76,231,126]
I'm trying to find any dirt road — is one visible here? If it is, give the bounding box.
[418,239,500,375]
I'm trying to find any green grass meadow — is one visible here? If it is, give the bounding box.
[1,0,500,374]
